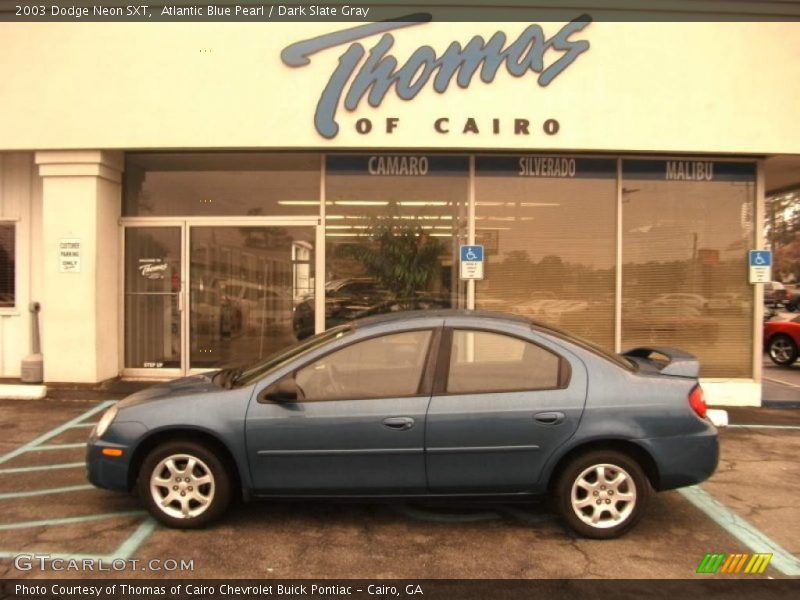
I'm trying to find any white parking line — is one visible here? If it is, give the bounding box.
[764,376,800,389]
[0,511,146,531]
[0,462,84,475]
[679,485,800,576]
[727,424,800,430]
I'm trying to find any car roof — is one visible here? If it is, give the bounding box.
[349,309,543,331]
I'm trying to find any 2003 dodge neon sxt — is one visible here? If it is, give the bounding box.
[87,311,718,538]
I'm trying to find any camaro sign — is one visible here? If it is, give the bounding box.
[281,14,592,139]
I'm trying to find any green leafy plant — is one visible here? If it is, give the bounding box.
[337,215,444,299]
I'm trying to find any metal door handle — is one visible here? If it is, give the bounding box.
[534,411,566,425]
[382,417,415,431]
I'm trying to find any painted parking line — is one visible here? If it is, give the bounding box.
[726,424,800,431]
[34,442,87,451]
[0,462,84,475]
[0,517,156,563]
[679,485,800,576]
[0,400,113,466]
[0,400,159,565]
[764,376,800,389]
[0,510,146,531]
[0,484,94,500]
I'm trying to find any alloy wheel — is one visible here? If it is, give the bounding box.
[149,453,216,519]
[570,463,637,529]
[770,338,795,364]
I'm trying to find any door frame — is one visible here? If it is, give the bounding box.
[120,216,323,378]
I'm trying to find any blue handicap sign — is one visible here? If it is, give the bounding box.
[749,250,772,267]
[460,245,484,262]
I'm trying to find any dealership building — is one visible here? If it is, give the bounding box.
[1,7,799,405]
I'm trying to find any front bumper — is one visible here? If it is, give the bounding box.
[85,421,148,492]
[637,425,719,491]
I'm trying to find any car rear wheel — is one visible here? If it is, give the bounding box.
[768,334,799,367]
[138,441,231,528]
[555,450,650,539]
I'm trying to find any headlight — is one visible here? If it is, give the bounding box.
[94,406,118,438]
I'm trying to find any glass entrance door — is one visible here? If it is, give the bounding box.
[124,225,184,375]
[123,221,318,377]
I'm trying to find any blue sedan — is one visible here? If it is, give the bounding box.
[86,311,718,539]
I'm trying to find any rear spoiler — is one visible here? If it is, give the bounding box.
[622,347,699,378]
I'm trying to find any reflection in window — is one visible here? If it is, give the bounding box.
[621,161,755,377]
[321,155,468,332]
[0,223,15,308]
[124,153,321,217]
[474,157,617,350]
[296,330,433,401]
[448,330,561,393]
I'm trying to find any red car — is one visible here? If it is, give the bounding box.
[764,315,800,366]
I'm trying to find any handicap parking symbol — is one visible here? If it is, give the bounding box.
[749,250,772,267]
[460,245,484,262]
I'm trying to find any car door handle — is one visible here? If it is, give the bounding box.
[382,417,415,431]
[534,411,566,425]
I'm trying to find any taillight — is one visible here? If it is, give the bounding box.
[689,385,707,419]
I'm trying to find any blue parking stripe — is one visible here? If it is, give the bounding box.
[0,511,146,531]
[32,443,87,451]
[111,518,158,560]
[0,462,84,475]
[0,484,94,500]
[679,485,800,576]
[0,401,114,466]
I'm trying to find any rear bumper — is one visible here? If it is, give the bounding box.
[636,425,719,491]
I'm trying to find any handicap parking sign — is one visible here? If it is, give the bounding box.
[460,245,484,280]
[748,250,772,284]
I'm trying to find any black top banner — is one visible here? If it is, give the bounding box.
[3,1,800,22]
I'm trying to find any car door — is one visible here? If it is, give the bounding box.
[425,321,587,493]
[245,324,441,495]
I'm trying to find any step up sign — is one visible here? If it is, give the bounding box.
[460,245,484,280]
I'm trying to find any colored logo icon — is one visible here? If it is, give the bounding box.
[696,552,772,574]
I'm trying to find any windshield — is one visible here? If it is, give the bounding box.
[231,325,353,387]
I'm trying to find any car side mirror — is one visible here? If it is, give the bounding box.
[259,376,301,403]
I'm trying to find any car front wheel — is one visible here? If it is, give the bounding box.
[768,334,799,367]
[555,450,650,539]
[138,441,232,528]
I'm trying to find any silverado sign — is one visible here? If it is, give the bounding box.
[281,14,592,139]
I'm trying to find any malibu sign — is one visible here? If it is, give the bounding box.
[281,14,592,139]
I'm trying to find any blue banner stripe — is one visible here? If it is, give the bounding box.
[476,156,617,179]
[327,155,468,176]
[623,160,756,182]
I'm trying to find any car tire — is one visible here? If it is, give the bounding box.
[138,440,232,529]
[768,334,799,367]
[554,450,650,539]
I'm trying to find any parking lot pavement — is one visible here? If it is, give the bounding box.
[0,399,798,579]
[762,355,800,407]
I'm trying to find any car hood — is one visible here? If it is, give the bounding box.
[117,374,221,409]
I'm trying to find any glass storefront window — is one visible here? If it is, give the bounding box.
[320,154,468,333]
[621,160,755,378]
[474,156,617,350]
[190,226,315,368]
[124,153,321,217]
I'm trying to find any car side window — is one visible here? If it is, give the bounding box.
[295,329,433,401]
[446,329,565,394]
